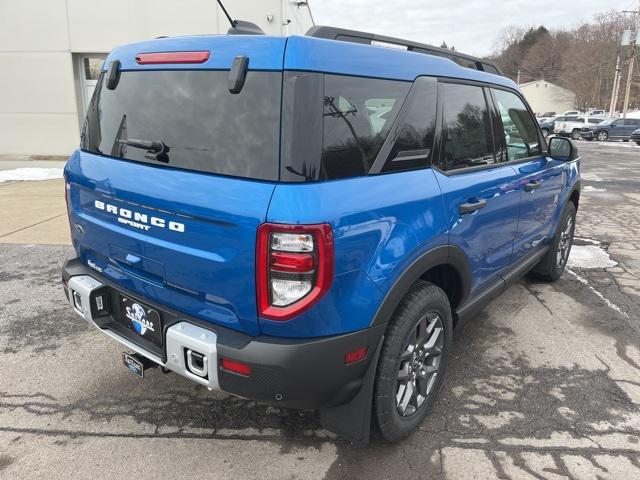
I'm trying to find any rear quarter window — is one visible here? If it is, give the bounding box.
[281,72,411,181]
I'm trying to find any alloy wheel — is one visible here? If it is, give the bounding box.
[396,312,444,417]
[557,215,574,268]
[596,131,608,142]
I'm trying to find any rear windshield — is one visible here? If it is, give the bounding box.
[82,70,281,181]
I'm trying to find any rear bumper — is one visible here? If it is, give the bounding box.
[62,258,384,410]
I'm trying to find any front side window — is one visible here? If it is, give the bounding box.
[493,89,541,161]
[439,83,495,171]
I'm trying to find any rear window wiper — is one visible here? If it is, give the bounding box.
[118,138,170,163]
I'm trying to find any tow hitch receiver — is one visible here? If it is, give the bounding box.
[123,352,157,378]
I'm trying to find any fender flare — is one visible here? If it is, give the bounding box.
[568,180,581,209]
[370,245,471,327]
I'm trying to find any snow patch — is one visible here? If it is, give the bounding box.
[592,141,636,148]
[568,244,617,269]
[0,168,63,183]
[581,172,603,182]
[583,185,607,193]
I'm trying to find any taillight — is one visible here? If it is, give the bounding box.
[257,223,334,321]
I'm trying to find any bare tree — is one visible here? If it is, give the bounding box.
[491,10,636,110]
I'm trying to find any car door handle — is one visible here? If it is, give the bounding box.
[459,199,487,214]
[524,181,542,192]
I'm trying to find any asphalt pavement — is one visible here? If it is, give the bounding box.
[0,141,639,479]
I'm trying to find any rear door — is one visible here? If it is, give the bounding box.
[609,119,626,138]
[65,38,286,336]
[622,119,640,138]
[490,88,564,263]
[433,82,521,295]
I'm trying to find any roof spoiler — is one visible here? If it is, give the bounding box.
[306,26,503,76]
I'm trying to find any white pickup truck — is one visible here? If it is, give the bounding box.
[554,116,606,139]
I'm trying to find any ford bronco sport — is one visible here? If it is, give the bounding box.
[62,25,580,445]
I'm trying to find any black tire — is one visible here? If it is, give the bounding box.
[636,142,640,146]
[571,129,581,140]
[531,202,576,282]
[623,138,630,142]
[373,281,452,442]
[541,128,549,138]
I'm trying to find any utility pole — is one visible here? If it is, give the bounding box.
[610,55,621,115]
[517,69,521,84]
[622,4,640,118]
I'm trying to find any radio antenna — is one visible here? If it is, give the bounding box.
[216,0,236,28]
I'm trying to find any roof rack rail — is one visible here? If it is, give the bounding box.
[306,26,503,76]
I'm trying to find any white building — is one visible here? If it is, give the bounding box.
[519,80,576,116]
[0,1,314,157]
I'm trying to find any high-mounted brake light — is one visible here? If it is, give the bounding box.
[257,223,334,321]
[135,51,210,65]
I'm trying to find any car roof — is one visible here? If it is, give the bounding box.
[103,34,518,90]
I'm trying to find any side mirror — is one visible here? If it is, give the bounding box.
[548,136,578,161]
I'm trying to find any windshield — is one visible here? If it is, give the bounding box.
[82,70,282,181]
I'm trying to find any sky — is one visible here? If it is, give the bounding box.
[310,0,636,57]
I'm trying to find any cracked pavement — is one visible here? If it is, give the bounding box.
[0,141,639,479]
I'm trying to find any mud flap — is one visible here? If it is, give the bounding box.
[319,337,384,447]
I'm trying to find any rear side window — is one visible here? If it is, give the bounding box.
[382,77,437,173]
[281,73,411,181]
[493,89,541,160]
[588,118,603,124]
[321,75,409,179]
[439,83,495,171]
[82,70,281,181]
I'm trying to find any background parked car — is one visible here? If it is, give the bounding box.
[562,110,581,116]
[580,118,640,142]
[630,128,640,145]
[540,115,578,137]
[555,116,605,139]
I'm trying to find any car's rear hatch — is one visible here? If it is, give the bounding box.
[65,36,287,336]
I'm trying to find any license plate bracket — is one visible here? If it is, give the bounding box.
[117,295,163,347]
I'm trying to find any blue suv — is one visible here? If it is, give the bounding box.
[580,117,640,141]
[62,25,580,445]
